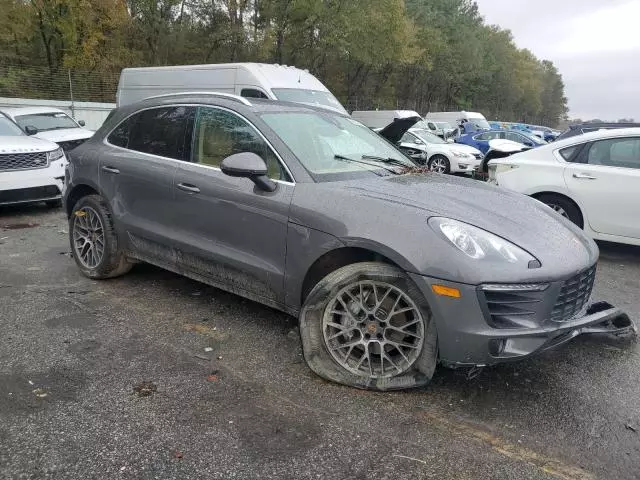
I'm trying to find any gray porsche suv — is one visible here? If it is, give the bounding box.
[63,92,633,390]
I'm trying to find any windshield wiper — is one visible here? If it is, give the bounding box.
[361,155,414,168]
[333,155,397,176]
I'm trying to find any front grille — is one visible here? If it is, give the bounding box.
[58,139,86,152]
[0,185,61,204]
[551,265,596,322]
[0,152,49,171]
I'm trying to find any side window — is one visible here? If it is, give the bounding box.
[127,106,195,160]
[107,117,131,148]
[505,131,524,143]
[587,137,640,169]
[559,145,580,162]
[193,107,290,181]
[400,132,416,143]
[477,131,499,141]
[241,88,269,99]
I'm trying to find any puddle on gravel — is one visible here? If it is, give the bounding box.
[1,223,39,230]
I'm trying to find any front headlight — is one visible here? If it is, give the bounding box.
[451,150,472,158]
[46,147,64,162]
[429,217,536,264]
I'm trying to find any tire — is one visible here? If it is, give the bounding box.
[46,199,62,208]
[535,193,584,229]
[299,262,438,391]
[69,194,133,279]
[428,155,451,174]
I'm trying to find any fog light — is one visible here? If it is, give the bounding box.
[489,339,506,356]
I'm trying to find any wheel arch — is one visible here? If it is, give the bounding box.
[530,190,585,226]
[65,182,102,218]
[300,246,406,306]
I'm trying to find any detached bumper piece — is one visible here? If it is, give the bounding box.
[487,301,637,361]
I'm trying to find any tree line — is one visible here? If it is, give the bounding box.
[0,0,568,126]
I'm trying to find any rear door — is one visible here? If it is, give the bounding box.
[100,105,195,250]
[171,105,294,305]
[563,136,640,239]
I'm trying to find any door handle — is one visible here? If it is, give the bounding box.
[573,173,597,180]
[101,166,120,174]
[176,182,200,194]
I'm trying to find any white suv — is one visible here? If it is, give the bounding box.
[1,107,93,153]
[0,113,67,207]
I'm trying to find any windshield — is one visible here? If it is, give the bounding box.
[411,129,446,144]
[468,117,490,130]
[260,111,414,182]
[271,88,347,114]
[14,112,78,132]
[0,116,25,136]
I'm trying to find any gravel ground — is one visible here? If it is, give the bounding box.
[1,204,639,480]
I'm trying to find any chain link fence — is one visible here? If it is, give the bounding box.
[0,64,119,104]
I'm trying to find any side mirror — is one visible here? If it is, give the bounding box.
[220,152,276,192]
[24,125,38,136]
[78,120,86,127]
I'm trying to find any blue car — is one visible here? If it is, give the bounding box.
[456,129,546,154]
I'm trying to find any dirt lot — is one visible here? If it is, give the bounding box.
[1,205,639,479]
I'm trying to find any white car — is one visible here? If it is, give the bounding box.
[1,107,93,153]
[0,113,67,207]
[398,128,483,174]
[489,127,640,246]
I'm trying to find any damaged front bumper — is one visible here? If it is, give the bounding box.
[409,274,637,368]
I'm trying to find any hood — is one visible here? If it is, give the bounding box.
[34,128,94,143]
[377,116,422,144]
[334,173,595,267]
[0,135,59,153]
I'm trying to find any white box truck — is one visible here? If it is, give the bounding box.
[116,63,347,114]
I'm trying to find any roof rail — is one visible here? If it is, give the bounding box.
[144,91,252,106]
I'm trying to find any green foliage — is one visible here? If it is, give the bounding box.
[0,0,568,126]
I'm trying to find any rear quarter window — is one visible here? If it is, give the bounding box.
[559,145,580,161]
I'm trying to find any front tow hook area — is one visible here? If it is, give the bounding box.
[580,301,638,337]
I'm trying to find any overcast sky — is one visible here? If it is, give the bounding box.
[474,0,640,121]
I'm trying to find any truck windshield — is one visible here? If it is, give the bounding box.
[0,116,24,136]
[271,88,347,115]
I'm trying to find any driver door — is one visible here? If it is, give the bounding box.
[170,106,295,306]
